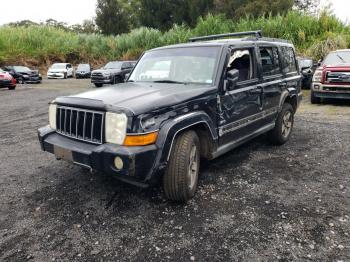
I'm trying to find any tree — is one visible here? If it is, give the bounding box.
[71,19,98,34]
[294,0,321,14]
[137,0,213,31]
[213,0,294,19]
[95,0,130,35]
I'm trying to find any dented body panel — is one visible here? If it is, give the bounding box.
[38,37,302,187]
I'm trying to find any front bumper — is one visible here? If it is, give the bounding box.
[76,73,91,78]
[38,126,159,187]
[91,77,111,84]
[48,73,65,79]
[312,82,350,100]
[0,79,15,88]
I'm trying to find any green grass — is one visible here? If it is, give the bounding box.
[0,10,349,69]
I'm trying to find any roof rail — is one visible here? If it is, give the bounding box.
[189,30,262,42]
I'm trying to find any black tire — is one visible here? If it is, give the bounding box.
[18,77,24,84]
[163,130,200,202]
[64,72,67,79]
[268,103,294,145]
[310,90,321,104]
[8,86,16,90]
[94,83,103,88]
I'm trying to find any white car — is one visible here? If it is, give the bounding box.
[47,63,74,79]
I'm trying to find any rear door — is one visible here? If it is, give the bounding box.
[257,45,284,124]
[218,46,264,146]
[281,46,301,96]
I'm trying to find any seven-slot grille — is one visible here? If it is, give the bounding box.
[56,106,104,144]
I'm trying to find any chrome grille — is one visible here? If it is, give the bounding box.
[56,106,104,144]
[326,72,350,83]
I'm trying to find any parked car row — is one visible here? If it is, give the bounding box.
[46,61,137,87]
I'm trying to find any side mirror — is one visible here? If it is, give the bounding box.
[317,59,322,67]
[226,69,239,90]
[125,73,130,80]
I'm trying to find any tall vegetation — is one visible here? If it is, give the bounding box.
[0,11,349,68]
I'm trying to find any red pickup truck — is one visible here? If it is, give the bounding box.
[0,69,16,90]
[311,49,350,103]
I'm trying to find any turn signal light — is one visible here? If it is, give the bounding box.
[124,131,158,146]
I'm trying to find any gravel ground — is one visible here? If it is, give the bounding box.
[0,79,349,261]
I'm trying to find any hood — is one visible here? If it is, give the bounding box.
[92,68,121,74]
[323,63,350,70]
[55,82,215,115]
[48,68,67,73]
[20,70,39,75]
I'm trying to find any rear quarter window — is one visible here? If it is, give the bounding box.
[281,47,297,74]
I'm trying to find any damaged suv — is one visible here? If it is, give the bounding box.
[38,31,302,202]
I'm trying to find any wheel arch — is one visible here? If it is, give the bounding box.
[279,88,298,113]
[150,111,218,179]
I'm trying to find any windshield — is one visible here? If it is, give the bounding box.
[77,64,90,70]
[104,62,122,69]
[323,51,350,65]
[13,66,31,72]
[51,64,67,69]
[128,46,220,85]
[298,59,313,68]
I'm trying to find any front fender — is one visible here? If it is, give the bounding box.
[144,111,218,181]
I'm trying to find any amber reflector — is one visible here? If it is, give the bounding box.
[124,131,158,146]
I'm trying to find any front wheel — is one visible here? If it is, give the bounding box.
[8,86,16,90]
[268,103,294,145]
[94,83,103,88]
[163,130,200,202]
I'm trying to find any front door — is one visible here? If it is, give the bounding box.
[218,47,264,146]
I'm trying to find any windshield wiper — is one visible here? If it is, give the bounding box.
[336,54,346,63]
[153,80,186,84]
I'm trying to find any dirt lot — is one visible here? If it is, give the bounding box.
[1,79,349,261]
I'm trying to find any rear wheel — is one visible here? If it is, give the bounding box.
[163,130,200,202]
[310,90,321,104]
[268,103,294,145]
[94,83,103,88]
[8,86,16,90]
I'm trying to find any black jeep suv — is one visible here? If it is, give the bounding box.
[38,31,302,202]
[91,61,136,87]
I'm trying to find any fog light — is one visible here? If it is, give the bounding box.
[114,157,124,170]
[314,85,320,90]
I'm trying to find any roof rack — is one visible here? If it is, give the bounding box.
[189,30,262,42]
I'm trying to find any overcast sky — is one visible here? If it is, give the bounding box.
[0,0,349,26]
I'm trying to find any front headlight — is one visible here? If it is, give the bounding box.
[49,104,57,130]
[105,112,127,145]
[103,72,111,76]
[313,70,323,82]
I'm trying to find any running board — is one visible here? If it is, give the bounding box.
[211,123,275,159]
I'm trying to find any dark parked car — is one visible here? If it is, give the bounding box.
[91,61,136,87]
[76,64,92,79]
[297,57,314,89]
[3,66,41,84]
[0,69,16,90]
[311,49,350,103]
[38,31,302,202]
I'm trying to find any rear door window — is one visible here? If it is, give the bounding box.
[259,47,281,76]
[281,47,297,73]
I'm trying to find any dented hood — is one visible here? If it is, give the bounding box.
[55,82,215,115]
